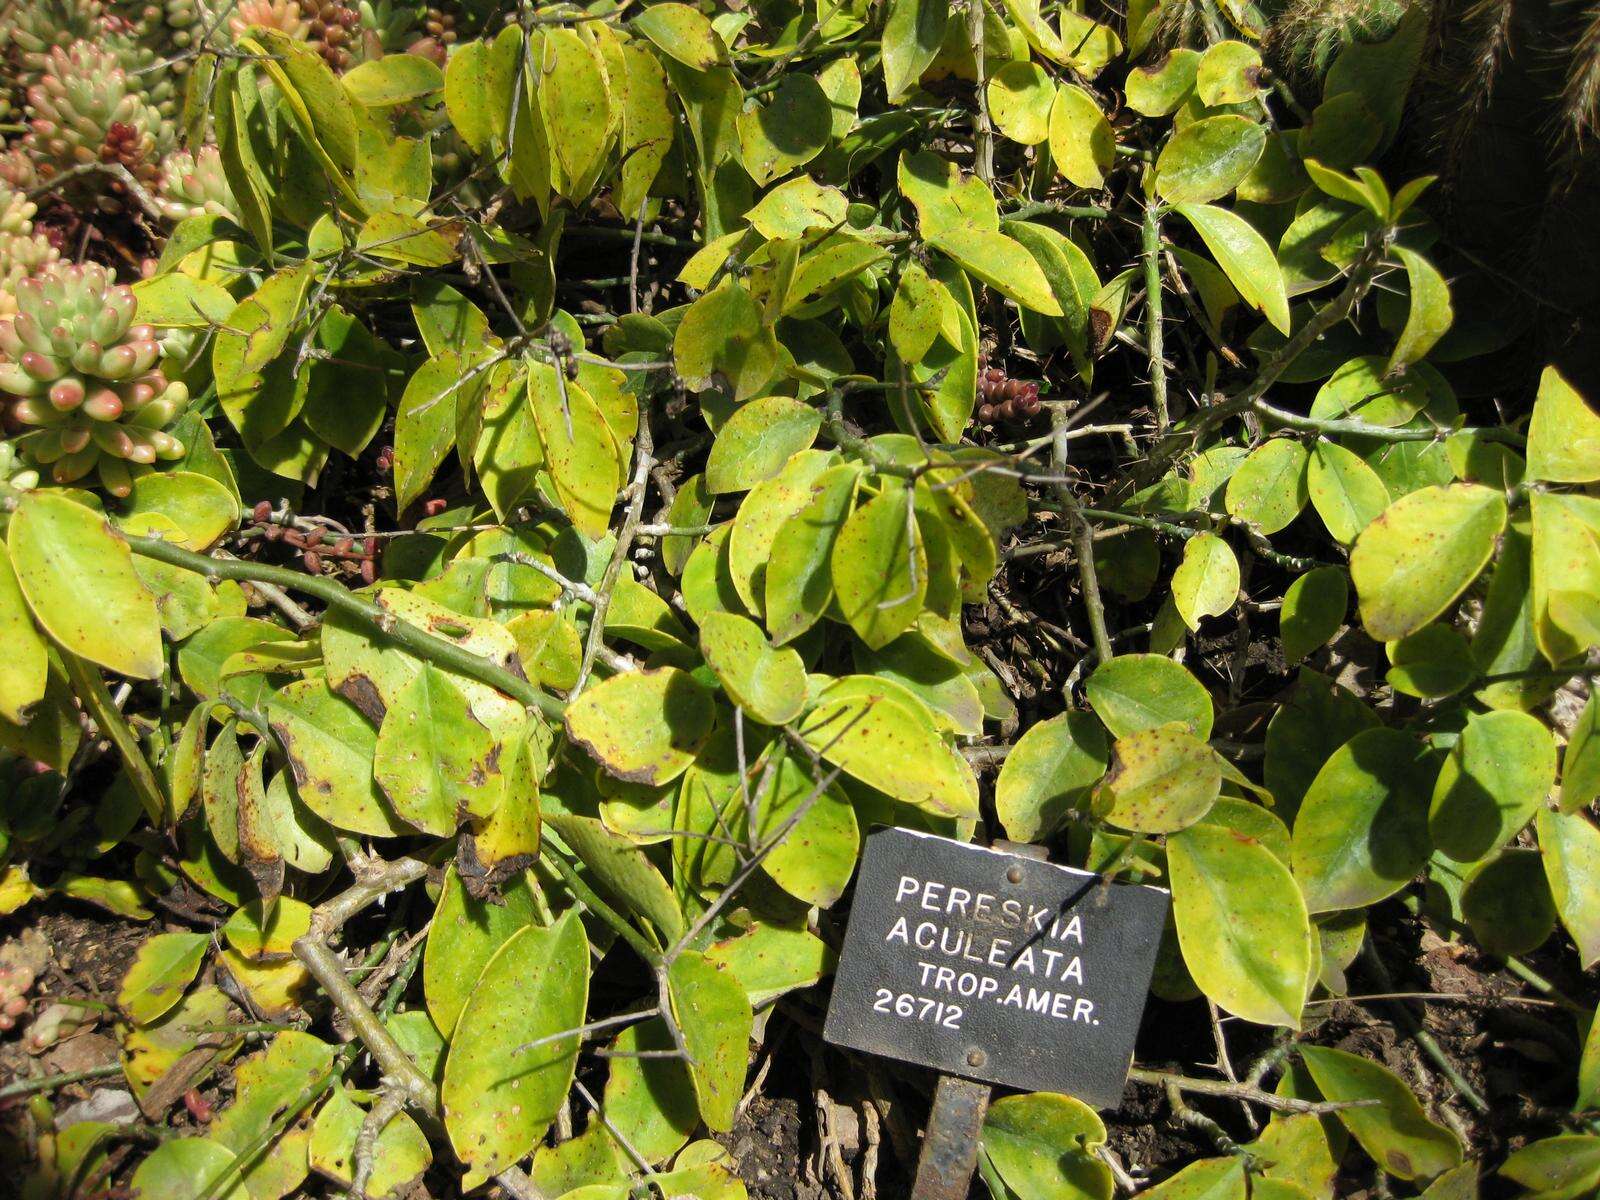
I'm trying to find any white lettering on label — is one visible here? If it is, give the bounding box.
[880,872,1105,1031]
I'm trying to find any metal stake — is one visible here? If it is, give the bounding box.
[909,840,1047,1200]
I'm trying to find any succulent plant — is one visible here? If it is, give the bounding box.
[0,438,41,498]
[156,145,239,222]
[229,0,366,69]
[1,0,180,117]
[0,263,190,497]
[21,44,177,208]
[0,186,62,321]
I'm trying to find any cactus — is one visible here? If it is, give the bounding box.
[156,145,239,222]
[0,263,189,497]
[21,44,177,208]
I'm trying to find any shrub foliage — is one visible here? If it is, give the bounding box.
[0,0,1597,1197]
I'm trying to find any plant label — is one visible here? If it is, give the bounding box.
[823,827,1169,1107]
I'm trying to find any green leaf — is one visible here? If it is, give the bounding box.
[442,912,589,1186]
[1562,692,1600,814]
[1387,247,1453,374]
[675,278,781,403]
[537,27,613,188]
[0,544,48,725]
[1500,1135,1600,1200]
[668,950,752,1132]
[988,62,1055,146]
[995,712,1108,841]
[309,1084,432,1198]
[1173,203,1291,334]
[1048,84,1116,189]
[737,73,831,187]
[704,397,822,494]
[1085,654,1215,740]
[1196,41,1265,105]
[601,1019,698,1166]
[546,812,684,944]
[1225,439,1309,534]
[395,353,480,515]
[882,0,948,100]
[890,261,943,363]
[930,228,1064,316]
[1281,567,1348,664]
[343,54,442,106]
[1095,725,1221,833]
[117,471,239,552]
[209,1031,336,1198]
[699,611,806,724]
[980,1092,1111,1200]
[1537,807,1600,969]
[832,483,928,650]
[424,865,539,1036]
[129,1138,248,1200]
[1299,1045,1463,1181]
[799,685,979,819]
[118,932,209,1026]
[633,2,728,70]
[1169,824,1310,1028]
[1139,1157,1246,1200]
[1531,490,1600,665]
[1155,115,1266,204]
[1126,49,1201,117]
[8,492,162,679]
[565,668,714,786]
[1461,848,1556,956]
[374,666,503,837]
[752,749,859,907]
[1172,532,1240,630]
[765,463,860,644]
[1386,624,1476,699]
[1349,483,1507,642]
[527,363,622,540]
[1429,710,1555,864]
[1291,728,1435,912]
[1526,365,1600,484]
[1307,440,1390,545]
[267,679,407,838]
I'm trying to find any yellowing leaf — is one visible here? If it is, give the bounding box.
[442,912,589,1185]
[699,611,806,724]
[1048,84,1115,189]
[1094,724,1221,833]
[1173,203,1291,334]
[527,362,622,540]
[1299,1045,1463,1181]
[565,668,714,785]
[988,62,1054,145]
[1387,247,1453,374]
[8,492,163,679]
[1526,365,1600,484]
[1172,532,1240,629]
[831,483,927,649]
[1156,115,1266,204]
[799,687,979,818]
[930,227,1064,316]
[1169,824,1310,1028]
[1349,483,1506,642]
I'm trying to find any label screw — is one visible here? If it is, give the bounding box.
[1006,866,1023,885]
[967,1048,986,1068]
